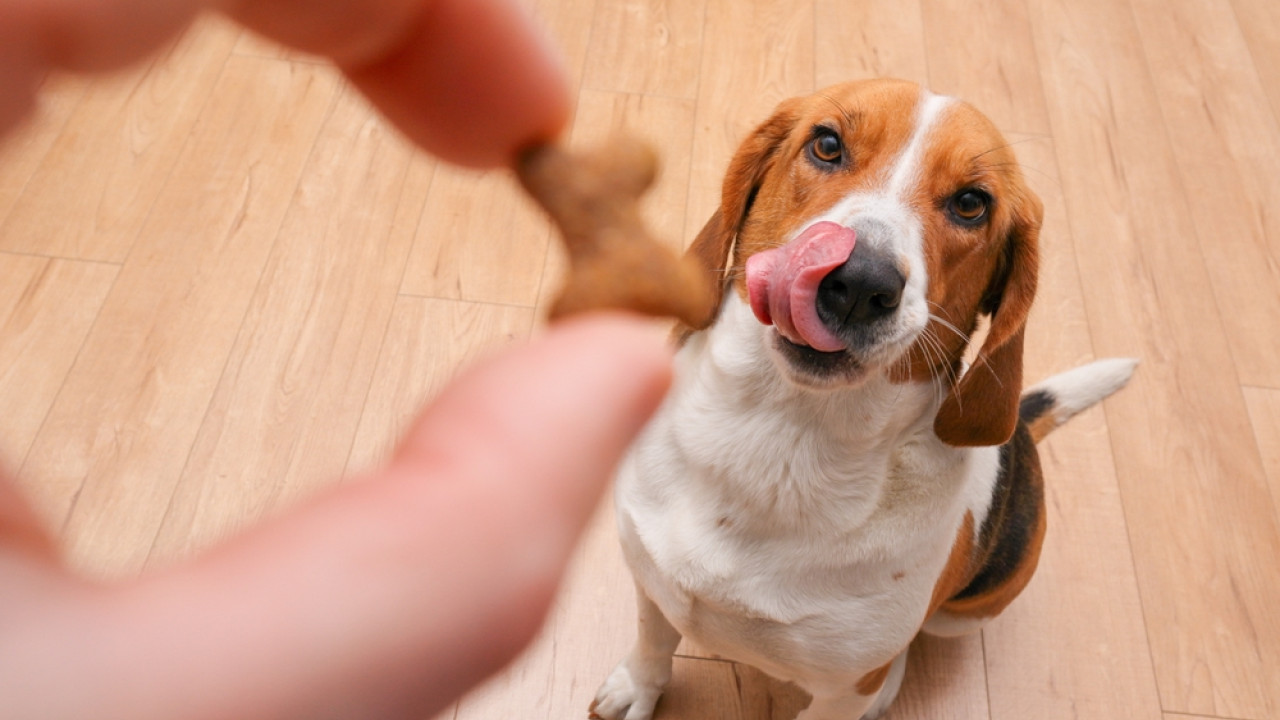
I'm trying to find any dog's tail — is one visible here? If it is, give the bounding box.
[1019,358,1138,443]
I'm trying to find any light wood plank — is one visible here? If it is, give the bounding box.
[398,164,550,306]
[144,90,433,567]
[813,0,929,89]
[685,0,814,240]
[584,0,706,99]
[0,256,117,467]
[921,0,1051,135]
[345,297,535,476]
[1130,0,1280,388]
[535,89,697,316]
[0,74,90,226]
[532,0,599,93]
[658,657,754,719]
[0,16,239,262]
[1027,0,1280,716]
[19,56,340,578]
[1229,0,1280,123]
[395,2,585,309]
[1244,388,1280,528]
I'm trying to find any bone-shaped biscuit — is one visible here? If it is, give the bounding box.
[516,140,717,328]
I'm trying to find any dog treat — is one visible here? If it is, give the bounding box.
[515,139,717,327]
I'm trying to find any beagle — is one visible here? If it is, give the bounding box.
[589,79,1136,720]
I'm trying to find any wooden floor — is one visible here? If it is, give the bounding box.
[1,1,1278,718]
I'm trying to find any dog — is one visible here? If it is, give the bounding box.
[588,79,1136,720]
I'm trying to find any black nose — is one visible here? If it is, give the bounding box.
[816,245,906,327]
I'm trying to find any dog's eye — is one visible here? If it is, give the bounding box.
[947,189,991,226]
[807,131,843,166]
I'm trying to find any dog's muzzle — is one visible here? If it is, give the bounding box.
[745,222,858,351]
[815,242,906,331]
[746,222,906,353]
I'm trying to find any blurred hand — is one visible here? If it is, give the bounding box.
[0,2,673,718]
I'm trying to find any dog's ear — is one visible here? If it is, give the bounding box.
[934,189,1042,447]
[675,101,801,342]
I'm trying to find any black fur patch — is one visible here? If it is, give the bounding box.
[950,421,1043,602]
[1018,389,1054,424]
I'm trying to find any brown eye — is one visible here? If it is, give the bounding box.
[947,189,991,226]
[808,132,843,166]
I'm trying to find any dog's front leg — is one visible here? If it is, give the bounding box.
[589,584,681,720]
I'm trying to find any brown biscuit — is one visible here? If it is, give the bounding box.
[515,140,717,328]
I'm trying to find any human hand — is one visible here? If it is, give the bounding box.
[1,316,671,719]
[0,1,673,718]
[0,0,570,168]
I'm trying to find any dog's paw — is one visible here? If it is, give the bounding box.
[589,662,664,720]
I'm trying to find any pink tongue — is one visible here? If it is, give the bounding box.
[745,221,857,352]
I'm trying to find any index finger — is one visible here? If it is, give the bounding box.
[0,0,570,168]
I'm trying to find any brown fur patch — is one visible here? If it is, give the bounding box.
[934,422,1047,621]
[856,661,894,696]
[675,79,1041,445]
[728,81,925,302]
[1025,412,1057,444]
[928,511,977,617]
[940,509,1044,620]
[940,434,1047,620]
[676,82,1040,447]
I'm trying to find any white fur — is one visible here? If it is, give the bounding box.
[599,299,999,720]
[1025,358,1139,429]
[594,90,1003,720]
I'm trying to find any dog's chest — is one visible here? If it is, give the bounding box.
[613,341,994,676]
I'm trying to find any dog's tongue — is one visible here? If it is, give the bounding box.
[746,222,857,352]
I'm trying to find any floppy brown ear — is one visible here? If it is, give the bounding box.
[934,191,1042,447]
[674,101,801,342]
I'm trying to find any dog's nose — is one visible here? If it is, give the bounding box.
[816,245,906,326]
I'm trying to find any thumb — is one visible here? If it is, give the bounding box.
[69,314,671,720]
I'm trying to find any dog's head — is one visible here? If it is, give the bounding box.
[684,79,1041,447]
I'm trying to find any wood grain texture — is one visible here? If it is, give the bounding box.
[0,257,117,467]
[1027,0,1280,716]
[533,0,599,93]
[0,17,239,262]
[345,297,534,476]
[19,56,340,578]
[0,74,89,226]
[921,0,1050,135]
[584,0,706,99]
[1130,0,1280,388]
[814,0,928,88]
[1244,388,1280,529]
[1229,0,1280,123]
[889,635,989,720]
[398,163,550,306]
[144,89,431,567]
